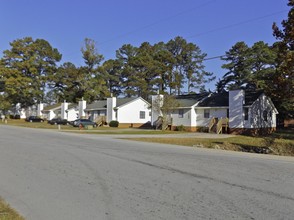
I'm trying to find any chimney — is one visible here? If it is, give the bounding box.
[107,96,117,123]
[78,99,87,119]
[229,89,245,129]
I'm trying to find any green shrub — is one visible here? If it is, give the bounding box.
[109,120,119,127]
[198,126,208,133]
[175,125,186,131]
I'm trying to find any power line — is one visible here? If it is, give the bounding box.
[187,10,287,39]
[63,8,287,64]
[97,0,217,46]
[203,55,225,61]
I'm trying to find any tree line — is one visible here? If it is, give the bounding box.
[0,0,293,118]
[0,36,214,106]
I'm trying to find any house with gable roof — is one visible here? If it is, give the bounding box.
[84,96,151,127]
[34,96,150,127]
[41,102,79,121]
[151,89,278,134]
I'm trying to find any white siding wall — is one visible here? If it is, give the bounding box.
[249,94,277,129]
[88,110,107,121]
[170,108,227,127]
[20,109,26,119]
[117,99,151,123]
[47,111,56,120]
[67,109,79,121]
[171,108,194,127]
[195,108,227,127]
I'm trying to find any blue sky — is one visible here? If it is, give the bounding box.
[1,0,289,91]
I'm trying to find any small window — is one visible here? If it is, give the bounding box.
[227,109,229,118]
[139,111,145,119]
[244,108,249,121]
[178,109,184,118]
[204,109,210,118]
[263,110,268,122]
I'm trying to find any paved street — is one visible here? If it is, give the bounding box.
[0,125,293,220]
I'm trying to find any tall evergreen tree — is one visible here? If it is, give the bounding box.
[49,38,108,103]
[129,42,160,99]
[0,37,61,108]
[272,0,294,117]
[166,36,213,95]
[115,44,138,97]
[100,59,123,97]
[152,42,175,93]
[80,38,108,101]
[219,42,252,91]
[218,41,277,92]
[48,62,82,103]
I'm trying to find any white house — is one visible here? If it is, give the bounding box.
[84,97,151,128]
[41,102,79,121]
[228,90,278,134]
[9,103,37,119]
[151,90,278,134]
[34,96,150,127]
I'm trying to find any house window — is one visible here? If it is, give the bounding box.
[244,108,249,121]
[204,109,210,118]
[139,111,145,119]
[263,110,268,122]
[178,109,184,118]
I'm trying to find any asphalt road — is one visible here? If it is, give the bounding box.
[0,125,293,220]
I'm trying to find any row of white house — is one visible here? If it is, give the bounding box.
[14,89,278,134]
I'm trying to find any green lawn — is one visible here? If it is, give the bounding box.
[1,119,183,134]
[128,130,294,156]
[1,119,74,130]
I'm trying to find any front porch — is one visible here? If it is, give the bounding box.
[208,117,229,134]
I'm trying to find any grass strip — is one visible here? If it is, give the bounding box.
[0,198,24,220]
[127,135,294,156]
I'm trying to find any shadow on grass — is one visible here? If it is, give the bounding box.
[271,129,294,140]
[212,141,271,154]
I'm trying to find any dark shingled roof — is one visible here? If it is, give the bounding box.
[43,103,77,111]
[175,93,209,107]
[43,103,62,111]
[84,100,107,110]
[197,92,229,107]
[84,97,141,110]
[244,90,264,106]
[197,90,264,107]
[117,97,138,107]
